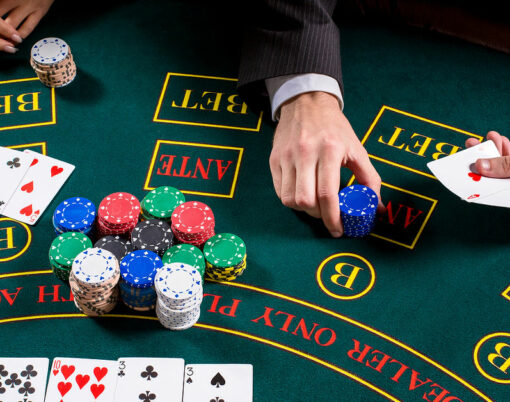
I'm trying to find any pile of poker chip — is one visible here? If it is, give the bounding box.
[53,197,96,236]
[155,262,203,330]
[338,184,378,237]
[204,233,247,281]
[97,192,140,237]
[141,186,185,222]
[49,186,247,329]
[49,232,92,281]
[171,201,215,247]
[119,250,162,311]
[70,248,120,316]
[131,219,174,256]
[30,37,77,88]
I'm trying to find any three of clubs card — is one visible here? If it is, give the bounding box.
[183,364,253,402]
[427,140,510,208]
[0,147,74,225]
[113,357,184,402]
[0,357,49,402]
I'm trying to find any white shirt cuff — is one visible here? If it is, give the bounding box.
[265,73,344,121]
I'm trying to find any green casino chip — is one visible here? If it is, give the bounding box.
[203,233,246,269]
[141,186,185,220]
[49,232,92,267]
[162,244,205,277]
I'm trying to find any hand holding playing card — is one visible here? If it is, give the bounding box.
[465,131,510,178]
[428,139,510,208]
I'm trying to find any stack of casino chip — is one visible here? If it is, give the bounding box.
[162,244,205,278]
[119,250,163,311]
[97,192,140,237]
[154,263,203,330]
[140,186,185,222]
[30,37,77,88]
[94,235,133,262]
[49,232,92,281]
[338,184,378,238]
[171,201,215,247]
[203,233,247,281]
[131,219,174,257]
[52,197,96,236]
[70,248,120,316]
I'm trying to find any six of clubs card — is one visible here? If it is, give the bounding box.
[0,357,49,402]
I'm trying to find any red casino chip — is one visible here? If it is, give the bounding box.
[98,192,140,225]
[171,201,214,234]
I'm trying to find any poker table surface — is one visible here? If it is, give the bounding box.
[1,1,510,401]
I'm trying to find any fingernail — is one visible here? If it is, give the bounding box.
[480,160,490,171]
[331,231,342,238]
[11,34,22,44]
[4,46,18,54]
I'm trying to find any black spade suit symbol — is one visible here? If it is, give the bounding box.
[210,373,225,388]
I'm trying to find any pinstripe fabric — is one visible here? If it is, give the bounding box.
[238,0,342,112]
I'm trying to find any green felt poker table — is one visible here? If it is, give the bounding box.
[1,1,510,401]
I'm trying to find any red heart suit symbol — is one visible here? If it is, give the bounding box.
[468,172,481,181]
[94,366,108,382]
[19,204,33,216]
[76,374,90,389]
[61,365,75,380]
[90,383,105,399]
[21,181,33,193]
[51,165,64,177]
[58,381,72,397]
[30,158,38,167]
[468,194,480,199]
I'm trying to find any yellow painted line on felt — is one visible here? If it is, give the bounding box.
[383,106,483,139]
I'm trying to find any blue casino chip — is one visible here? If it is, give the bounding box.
[338,185,378,237]
[120,250,163,289]
[53,197,96,233]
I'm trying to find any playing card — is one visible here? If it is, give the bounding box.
[0,147,33,215]
[113,357,184,402]
[2,150,75,225]
[183,364,253,402]
[427,140,510,202]
[44,357,117,402]
[0,357,49,402]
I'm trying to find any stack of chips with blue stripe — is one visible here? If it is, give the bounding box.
[52,197,96,236]
[338,185,378,238]
[119,250,162,311]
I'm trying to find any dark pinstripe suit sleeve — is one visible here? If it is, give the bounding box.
[237,0,342,112]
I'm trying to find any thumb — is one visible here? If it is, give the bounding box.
[476,156,510,178]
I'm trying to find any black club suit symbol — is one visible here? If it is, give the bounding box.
[21,365,37,379]
[0,365,8,377]
[140,366,158,381]
[7,157,21,169]
[18,381,35,397]
[139,390,156,401]
[0,381,6,394]
[5,373,21,388]
[210,398,225,402]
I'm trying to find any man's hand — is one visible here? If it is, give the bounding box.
[465,131,510,178]
[269,91,382,237]
[0,0,55,53]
